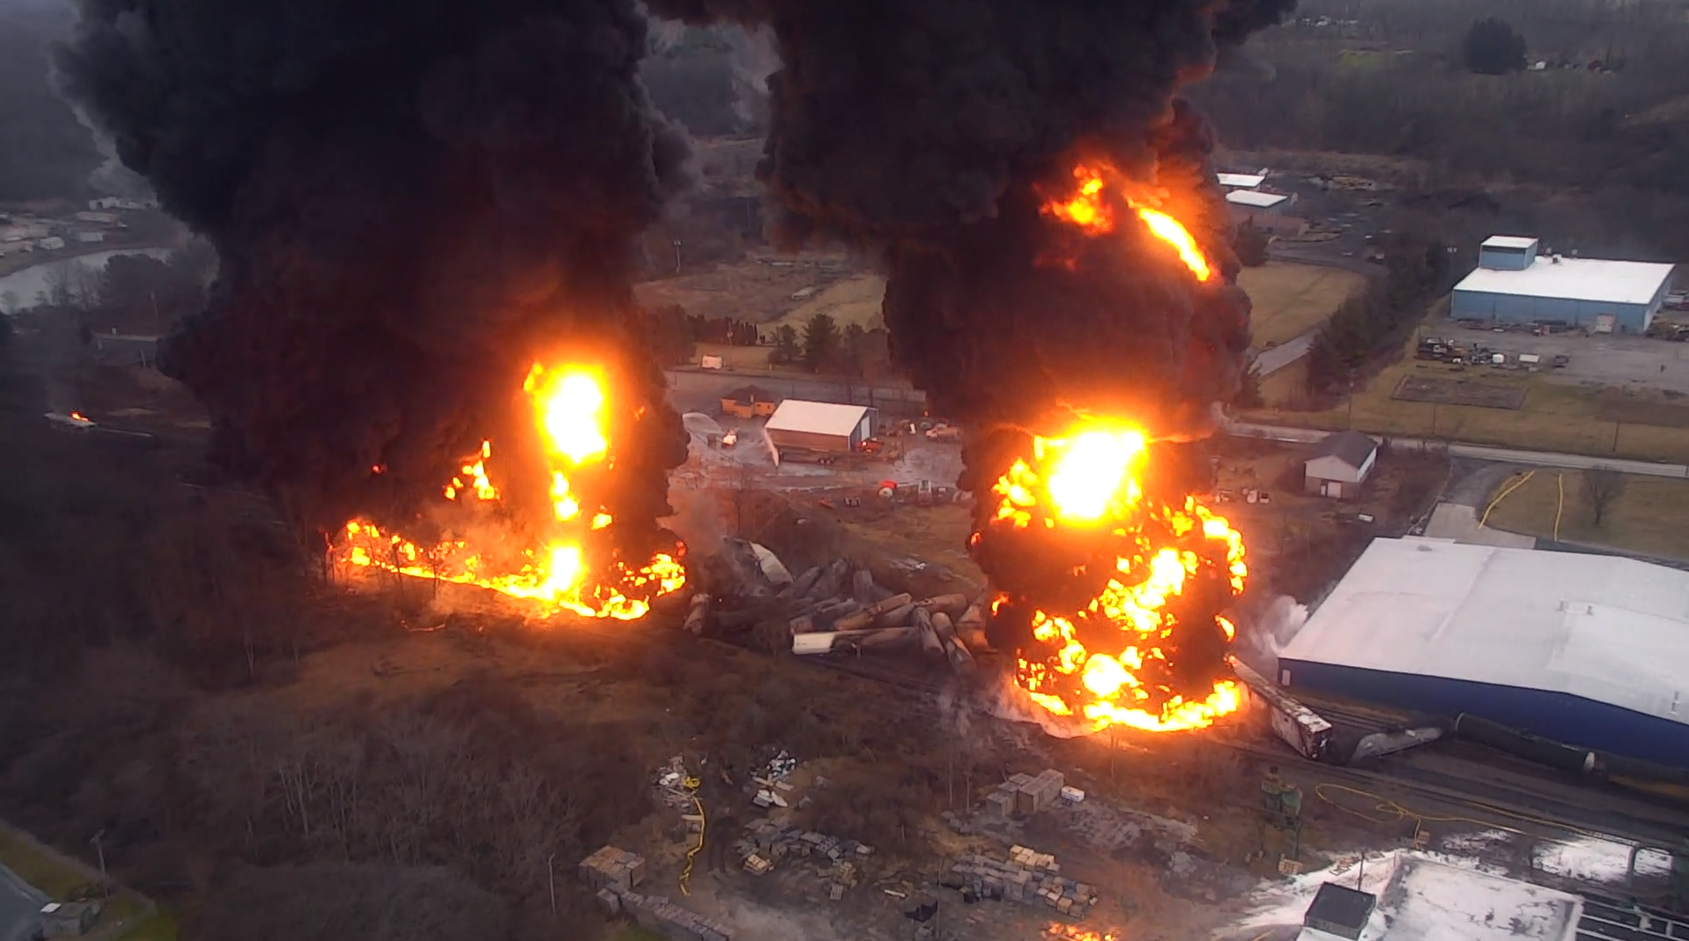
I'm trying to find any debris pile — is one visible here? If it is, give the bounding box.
[654,756,700,811]
[582,846,734,941]
[772,558,982,672]
[747,750,798,808]
[948,849,1097,918]
[984,770,1074,817]
[708,540,992,672]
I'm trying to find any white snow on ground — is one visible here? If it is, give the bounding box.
[1534,837,1674,882]
[1439,829,1515,855]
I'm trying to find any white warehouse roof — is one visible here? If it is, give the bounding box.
[1482,235,1540,251]
[1280,537,1689,729]
[1455,255,1675,306]
[763,399,870,438]
[1226,190,1289,209]
[1217,172,1267,189]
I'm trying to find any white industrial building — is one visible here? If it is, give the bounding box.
[1451,236,1676,333]
[1218,170,1269,190]
[1278,537,1689,766]
[762,400,876,458]
[1226,189,1292,214]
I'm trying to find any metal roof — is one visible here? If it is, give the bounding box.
[1281,538,1689,730]
[1454,255,1675,306]
[764,399,870,438]
[1227,190,1290,208]
[1309,429,1377,469]
[723,384,774,404]
[1218,172,1267,189]
[1482,235,1540,250]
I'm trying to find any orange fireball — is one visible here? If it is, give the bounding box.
[984,423,1245,733]
[1042,161,1213,283]
[338,363,684,619]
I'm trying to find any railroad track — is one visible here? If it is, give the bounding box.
[430,595,1689,855]
[772,643,1689,851]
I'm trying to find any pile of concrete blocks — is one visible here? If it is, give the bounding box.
[983,769,1068,817]
[621,892,734,941]
[737,818,875,867]
[580,845,646,893]
[580,846,734,941]
[948,850,1096,919]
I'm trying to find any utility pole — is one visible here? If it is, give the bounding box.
[673,239,683,274]
[547,852,557,915]
[90,830,108,897]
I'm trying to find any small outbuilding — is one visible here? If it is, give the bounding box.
[1304,430,1378,500]
[763,400,875,457]
[719,384,777,419]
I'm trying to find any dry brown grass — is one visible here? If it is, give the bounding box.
[633,253,861,324]
[1239,262,1369,350]
[1484,470,1689,560]
[769,273,886,331]
[834,501,984,587]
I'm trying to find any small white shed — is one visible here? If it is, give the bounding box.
[1304,430,1378,500]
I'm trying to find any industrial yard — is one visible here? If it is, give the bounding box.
[8,1,1689,940]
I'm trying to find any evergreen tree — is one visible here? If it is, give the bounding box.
[801,313,840,373]
[1462,18,1526,75]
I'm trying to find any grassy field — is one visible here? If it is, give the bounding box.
[1484,470,1689,560]
[769,272,886,331]
[0,826,90,898]
[1239,261,1368,350]
[1242,328,1689,463]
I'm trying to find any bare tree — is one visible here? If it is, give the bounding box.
[1580,467,1626,528]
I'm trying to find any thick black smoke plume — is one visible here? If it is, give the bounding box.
[651,0,1293,689]
[55,0,691,552]
[648,0,1293,439]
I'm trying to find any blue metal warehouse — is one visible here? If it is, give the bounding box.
[1450,235,1675,334]
[1277,537,1689,768]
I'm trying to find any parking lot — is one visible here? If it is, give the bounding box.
[1423,313,1689,395]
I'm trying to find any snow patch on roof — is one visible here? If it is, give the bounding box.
[1483,235,1539,250]
[1230,851,1581,941]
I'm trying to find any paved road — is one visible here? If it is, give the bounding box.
[1224,418,1689,479]
[1250,332,1315,377]
[0,861,44,941]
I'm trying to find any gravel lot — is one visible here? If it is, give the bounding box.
[1424,314,1689,395]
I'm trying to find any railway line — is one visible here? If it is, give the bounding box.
[782,644,1689,857]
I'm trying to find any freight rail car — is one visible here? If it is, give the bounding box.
[1228,655,1336,762]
